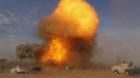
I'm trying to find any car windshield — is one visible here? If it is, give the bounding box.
[17,66,27,69]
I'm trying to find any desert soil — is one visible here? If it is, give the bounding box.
[0,62,140,78]
[0,68,140,78]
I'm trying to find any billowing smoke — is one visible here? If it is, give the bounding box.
[64,37,98,68]
[16,43,42,60]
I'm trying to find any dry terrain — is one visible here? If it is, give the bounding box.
[0,62,140,78]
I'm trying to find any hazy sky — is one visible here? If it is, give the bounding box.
[0,0,140,65]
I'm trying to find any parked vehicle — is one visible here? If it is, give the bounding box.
[111,61,134,74]
[10,65,29,74]
[31,67,42,72]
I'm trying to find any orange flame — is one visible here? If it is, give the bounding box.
[52,0,99,38]
[41,37,68,65]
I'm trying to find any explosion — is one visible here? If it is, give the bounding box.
[16,0,99,68]
[38,0,99,68]
[41,37,69,65]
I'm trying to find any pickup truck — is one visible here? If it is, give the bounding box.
[111,62,134,74]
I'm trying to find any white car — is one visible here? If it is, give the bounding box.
[111,63,134,74]
[10,65,29,74]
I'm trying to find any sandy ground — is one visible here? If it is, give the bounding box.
[0,62,140,78]
[0,68,140,78]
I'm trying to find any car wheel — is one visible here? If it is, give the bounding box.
[15,70,17,73]
[114,70,119,74]
[126,70,131,75]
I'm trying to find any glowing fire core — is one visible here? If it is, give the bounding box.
[41,37,68,65]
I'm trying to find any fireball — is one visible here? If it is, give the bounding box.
[41,37,68,65]
[54,0,99,38]
[39,0,99,40]
[39,0,99,66]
